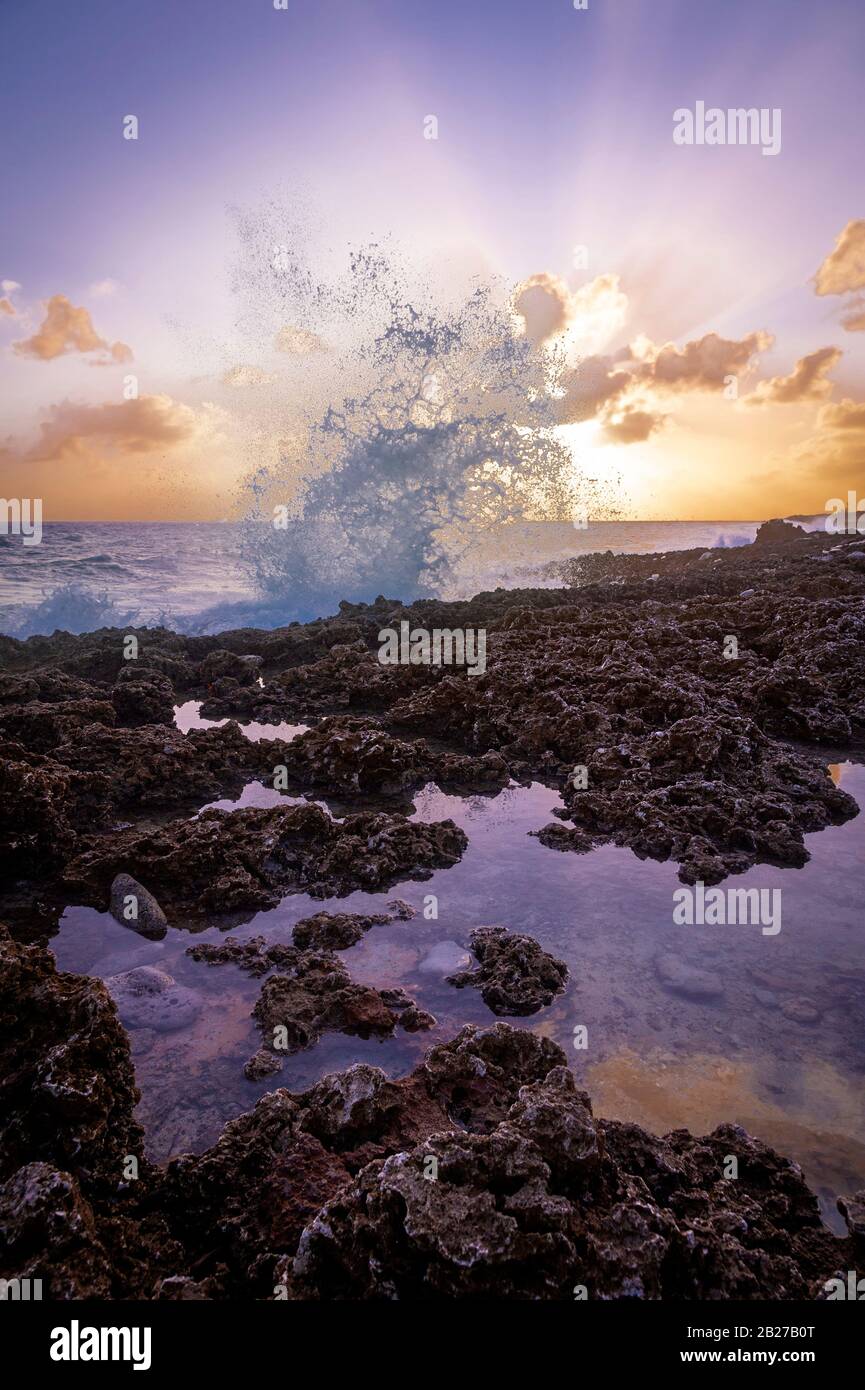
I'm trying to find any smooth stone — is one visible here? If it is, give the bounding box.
[109,874,169,939]
[105,965,201,1032]
[654,952,724,1002]
[781,997,821,1025]
[418,940,473,975]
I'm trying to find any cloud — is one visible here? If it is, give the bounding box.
[744,346,841,406]
[222,364,277,388]
[13,294,133,364]
[513,272,571,343]
[639,330,773,391]
[1,279,20,317]
[601,405,666,444]
[793,395,865,489]
[556,329,772,439]
[26,394,202,463]
[840,297,865,332]
[514,272,628,352]
[814,220,865,297]
[275,325,327,355]
[89,279,121,297]
[817,397,865,432]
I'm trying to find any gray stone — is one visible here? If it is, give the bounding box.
[109,874,169,939]
[418,940,472,975]
[105,966,201,1032]
[654,952,724,1001]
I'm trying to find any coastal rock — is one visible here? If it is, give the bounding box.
[243,1048,285,1081]
[290,1066,838,1301]
[0,924,143,1188]
[108,874,169,939]
[447,926,568,1015]
[197,649,263,687]
[187,936,303,976]
[0,746,113,878]
[781,997,822,1025]
[62,802,468,919]
[752,518,806,545]
[54,719,257,810]
[111,667,176,727]
[291,910,391,951]
[0,942,854,1302]
[837,1190,865,1252]
[252,954,407,1054]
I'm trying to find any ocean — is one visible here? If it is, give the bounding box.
[0,516,824,638]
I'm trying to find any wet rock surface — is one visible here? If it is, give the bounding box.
[105,966,202,1033]
[2,527,862,910]
[447,925,569,1015]
[109,874,169,939]
[190,932,435,1066]
[1,526,864,1300]
[0,940,855,1300]
[61,803,468,922]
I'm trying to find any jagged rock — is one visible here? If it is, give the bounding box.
[291,910,390,951]
[290,1064,841,1300]
[187,936,302,976]
[753,518,806,545]
[243,1049,285,1082]
[0,925,143,1188]
[447,926,568,1015]
[111,666,176,726]
[62,803,468,919]
[0,945,854,1302]
[252,954,407,1053]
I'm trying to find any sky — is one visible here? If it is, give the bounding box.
[1,0,864,521]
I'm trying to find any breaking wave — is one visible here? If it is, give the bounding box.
[226,218,594,623]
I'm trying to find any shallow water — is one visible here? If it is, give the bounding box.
[173,699,309,743]
[50,758,865,1232]
[1,518,777,636]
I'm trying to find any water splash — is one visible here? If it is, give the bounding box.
[227,212,595,620]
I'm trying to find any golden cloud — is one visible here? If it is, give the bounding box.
[744,346,841,406]
[13,294,133,364]
[840,298,865,333]
[814,220,865,297]
[222,364,277,387]
[514,272,628,350]
[27,394,202,463]
[557,330,771,439]
[0,298,15,317]
[602,406,666,444]
[275,325,327,355]
[793,395,865,489]
[513,272,571,343]
[641,330,773,391]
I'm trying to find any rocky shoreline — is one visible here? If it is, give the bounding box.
[1,519,864,1298]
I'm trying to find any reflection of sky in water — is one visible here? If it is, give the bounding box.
[173,699,308,743]
[51,763,865,1232]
